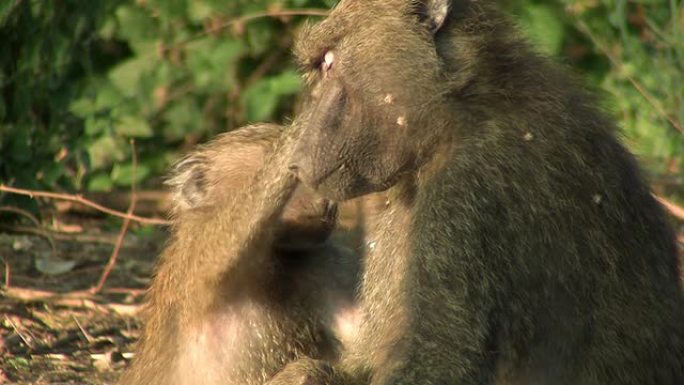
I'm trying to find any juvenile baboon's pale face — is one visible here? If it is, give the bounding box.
[290,0,450,201]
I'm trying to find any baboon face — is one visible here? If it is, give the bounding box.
[290,0,450,201]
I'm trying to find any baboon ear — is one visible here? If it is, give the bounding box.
[415,0,450,34]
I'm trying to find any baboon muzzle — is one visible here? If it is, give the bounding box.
[290,79,347,188]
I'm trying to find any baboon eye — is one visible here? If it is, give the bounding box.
[321,51,335,74]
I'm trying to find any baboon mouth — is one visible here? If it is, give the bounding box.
[309,161,347,189]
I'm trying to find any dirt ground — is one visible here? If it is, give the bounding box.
[0,208,682,385]
[0,221,167,385]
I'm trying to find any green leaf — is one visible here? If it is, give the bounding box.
[109,57,157,96]
[95,83,124,110]
[69,98,97,117]
[39,162,64,186]
[87,172,114,192]
[270,71,303,95]
[8,128,33,163]
[188,2,214,22]
[0,1,15,24]
[246,21,274,56]
[88,136,125,169]
[242,71,302,122]
[520,5,565,55]
[111,163,151,187]
[147,0,187,19]
[114,5,158,41]
[243,80,279,122]
[115,116,153,138]
[187,38,244,91]
[163,101,203,140]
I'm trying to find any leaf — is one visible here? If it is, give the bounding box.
[39,162,64,186]
[270,71,303,94]
[35,257,77,276]
[88,136,126,170]
[243,80,279,122]
[69,98,97,117]
[114,5,158,41]
[109,57,157,96]
[520,5,565,55]
[111,163,151,187]
[7,128,33,163]
[245,20,274,56]
[87,172,114,192]
[115,116,153,138]
[187,38,244,91]
[163,101,203,140]
[147,0,187,19]
[242,71,302,122]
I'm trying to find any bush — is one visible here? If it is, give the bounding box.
[1,0,682,209]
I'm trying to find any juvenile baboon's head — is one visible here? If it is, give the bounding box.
[167,124,337,250]
[289,0,458,201]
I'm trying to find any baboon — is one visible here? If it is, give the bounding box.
[276,0,684,384]
[120,124,360,385]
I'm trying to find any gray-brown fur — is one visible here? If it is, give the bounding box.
[120,124,359,385]
[280,0,684,384]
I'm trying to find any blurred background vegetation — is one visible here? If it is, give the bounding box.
[0,0,682,212]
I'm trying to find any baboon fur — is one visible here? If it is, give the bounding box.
[120,124,359,385]
[278,0,684,384]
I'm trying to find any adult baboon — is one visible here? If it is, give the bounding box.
[120,124,360,385]
[278,0,684,384]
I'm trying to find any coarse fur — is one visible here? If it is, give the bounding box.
[120,124,360,385]
[278,0,684,384]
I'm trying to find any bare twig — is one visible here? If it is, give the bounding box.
[0,185,170,226]
[0,225,120,245]
[72,315,95,343]
[573,19,684,135]
[655,195,684,221]
[91,141,139,294]
[104,287,146,296]
[5,315,32,349]
[2,287,141,316]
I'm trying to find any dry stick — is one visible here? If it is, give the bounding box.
[0,185,170,226]
[0,225,119,245]
[91,141,139,294]
[655,195,684,221]
[3,287,141,316]
[5,315,32,349]
[573,19,684,136]
[72,315,95,344]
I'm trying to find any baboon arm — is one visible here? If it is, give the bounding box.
[266,358,349,385]
[169,131,299,313]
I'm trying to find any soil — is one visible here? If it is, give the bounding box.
[0,209,682,384]
[0,220,167,385]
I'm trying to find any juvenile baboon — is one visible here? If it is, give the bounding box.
[120,124,360,385]
[277,0,684,384]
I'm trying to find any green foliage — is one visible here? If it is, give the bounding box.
[507,0,684,175]
[0,0,332,203]
[0,0,682,207]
